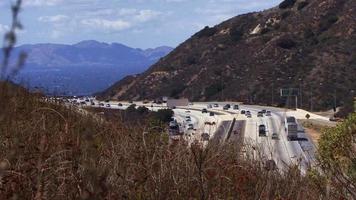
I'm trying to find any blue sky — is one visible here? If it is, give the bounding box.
[0,0,281,48]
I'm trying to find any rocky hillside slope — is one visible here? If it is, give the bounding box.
[101,0,356,110]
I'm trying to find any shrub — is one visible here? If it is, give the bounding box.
[276,38,297,49]
[281,11,291,19]
[229,27,244,42]
[169,83,186,98]
[153,109,174,123]
[318,113,356,198]
[319,14,339,32]
[279,0,296,9]
[297,1,309,10]
[205,83,224,98]
[303,28,315,39]
[195,26,217,38]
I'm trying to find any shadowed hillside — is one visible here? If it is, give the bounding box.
[102,0,356,111]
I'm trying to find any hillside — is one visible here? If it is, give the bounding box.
[5,41,172,95]
[102,0,356,111]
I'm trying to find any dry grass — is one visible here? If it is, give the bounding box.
[0,82,351,200]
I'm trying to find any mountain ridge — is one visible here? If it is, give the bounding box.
[7,40,173,95]
[100,0,356,111]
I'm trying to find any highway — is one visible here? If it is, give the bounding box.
[64,98,322,173]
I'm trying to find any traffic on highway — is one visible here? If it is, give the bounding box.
[57,96,322,173]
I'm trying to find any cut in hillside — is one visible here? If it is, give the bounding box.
[101,0,356,111]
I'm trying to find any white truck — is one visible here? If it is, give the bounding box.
[284,116,298,140]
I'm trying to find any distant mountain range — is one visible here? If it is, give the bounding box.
[101,0,356,111]
[6,40,173,95]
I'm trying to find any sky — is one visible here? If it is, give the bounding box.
[0,0,281,49]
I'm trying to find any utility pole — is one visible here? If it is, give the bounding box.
[272,82,274,105]
[310,84,313,111]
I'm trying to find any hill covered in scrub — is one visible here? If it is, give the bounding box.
[101,0,356,111]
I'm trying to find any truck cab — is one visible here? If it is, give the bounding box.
[259,125,266,136]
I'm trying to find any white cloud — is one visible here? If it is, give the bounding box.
[23,0,64,6]
[38,15,69,23]
[134,10,161,22]
[81,18,131,31]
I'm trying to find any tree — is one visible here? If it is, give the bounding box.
[318,113,356,198]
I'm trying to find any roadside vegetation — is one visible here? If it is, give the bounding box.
[1,81,356,199]
[1,1,355,199]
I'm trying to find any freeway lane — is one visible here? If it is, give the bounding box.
[65,98,318,172]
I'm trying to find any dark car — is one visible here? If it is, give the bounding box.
[233,105,239,110]
[91,102,95,106]
[118,103,123,106]
[223,105,230,110]
[257,112,263,117]
[259,125,266,136]
[261,109,267,114]
[209,112,215,116]
[241,110,246,114]
[202,108,208,113]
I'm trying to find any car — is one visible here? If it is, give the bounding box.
[209,112,215,116]
[266,111,272,116]
[246,113,252,118]
[257,112,263,117]
[118,103,123,106]
[106,104,111,108]
[187,124,194,130]
[143,100,149,104]
[223,105,230,110]
[185,110,191,113]
[207,104,213,109]
[186,116,191,119]
[259,125,266,136]
[233,105,239,110]
[189,102,194,105]
[225,104,231,108]
[202,108,208,113]
[105,100,110,103]
[80,102,87,105]
[241,110,246,114]
[91,102,95,106]
[272,132,279,140]
[128,100,133,104]
[213,103,219,107]
[204,121,216,125]
[246,111,251,115]
[261,109,267,114]
[99,103,104,107]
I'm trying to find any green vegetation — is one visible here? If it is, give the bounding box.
[279,0,296,9]
[318,113,356,198]
[205,83,224,98]
[319,14,339,32]
[276,38,297,49]
[297,1,309,10]
[195,26,217,38]
[229,27,244,42]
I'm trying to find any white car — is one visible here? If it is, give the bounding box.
[272,132,279,140]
